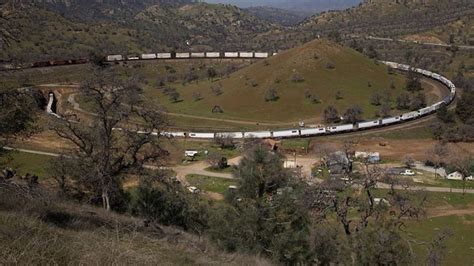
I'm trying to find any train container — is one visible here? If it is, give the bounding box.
[106,55,123,61]
[216,132,244,139]
[358,120,381,129]
[254,52,269,58]
[224,52,239,58]
[160,132,186,138]
[244,131,272,138]
[157,53,172,59]
[300,128,326,136]
[381,116,401,125]
[191,52,205,58]
[432,101,445,110]
[419,106,435,115]
[401,111,419,120]
[239,52,253,58]
[327,124,354,133]
[141,54,157,60]
[176,53,190,59]
[273,129,300,138]
[127,55,139,60]
[205,52,221,58]
[188,132,215,139]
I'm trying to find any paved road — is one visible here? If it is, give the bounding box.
[5,146,473,194]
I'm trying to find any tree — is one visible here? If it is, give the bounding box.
[426,143,448,179]
[206,151,227,170]
[335,90,343,100]
[214,134,235,149]
[0,84,37,150]
[371,92,382,106]
[168,90,180,103]
[343,105,363,123]
[192,91,202,102]
[396,92,411,110]
[207,66,217,79]
[405,70,423,92]
[436,105,454,123]
[379,101,392,117]
[211,83,223,96]
[402,154,415,169]
[410,93,426,110]
[264,86,279,102]
[50,72,167,211]
[324,105,340,123]
[290,71,305,83]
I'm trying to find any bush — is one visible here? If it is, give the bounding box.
[264,87,279,102]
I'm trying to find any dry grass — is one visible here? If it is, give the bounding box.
[0,182,271,265]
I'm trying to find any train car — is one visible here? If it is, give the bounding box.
[161,132,186,138]
[176,53,190,59]
[127,55,140,60]
[205,52,221,58]
[419,106,435,116]
[358,120,381,129]
[141,54,157,60]
[190,52,205,58]
[239,52,253,58]
[188,132,215,139]
[401,111,419,120]
[216,132,244,139]
[106,55,123,61]
[157,53,172,59]
[254,52,269,58]
[326,124,354,133]
[224,52,239,58]
[244,131,272,138]
[432,101,445,110]
[300,128,326,136]
[71,58,88,64]
[273,129,300,138]
[381,116,401,125]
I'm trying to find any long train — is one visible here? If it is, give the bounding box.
[156,61,456,139]
[105,51,277,62]
[44,59,455,139]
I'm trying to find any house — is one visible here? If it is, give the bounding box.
[447,171,463,181]
[355,151,381,163]
[326,151,352,175]
[283,160,297,169]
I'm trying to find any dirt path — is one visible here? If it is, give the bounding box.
[428,206,474,218]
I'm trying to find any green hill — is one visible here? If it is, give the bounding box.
[146,39,407,124]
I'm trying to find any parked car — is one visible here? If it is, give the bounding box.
[400,169,415,176]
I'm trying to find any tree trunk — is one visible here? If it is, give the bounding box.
[102,189,111,211]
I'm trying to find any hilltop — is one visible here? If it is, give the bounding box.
[147,39,407,124]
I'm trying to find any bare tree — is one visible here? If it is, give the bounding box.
[50,72,167,211]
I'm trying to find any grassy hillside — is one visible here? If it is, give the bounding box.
[146,39,407,123]
[0,184,269,265]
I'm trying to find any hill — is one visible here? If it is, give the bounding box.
[0,2,279,62]
[0,183,269,265]
[299,0,474,38]
[145,39,407,124]
[244,6,308,26]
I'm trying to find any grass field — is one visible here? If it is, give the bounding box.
[185,174,238,194]
[144,40,408,123]
[0,151,54,179]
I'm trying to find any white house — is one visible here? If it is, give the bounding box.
[447,171,463,181]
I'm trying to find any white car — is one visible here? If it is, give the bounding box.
[400,169,415,176]
[187,186,200,194]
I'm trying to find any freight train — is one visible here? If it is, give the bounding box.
[44,57,456,139]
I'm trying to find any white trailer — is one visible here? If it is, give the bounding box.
[106,55,123,61]
[176,53,190,58]
[157,53,172,59]
[401,111,419,120]
[215,132,244,139]
[205,52,221,58]
[327,124,353,133]
[224,52,239,58]
[190,52,205,58]
[254,52,269,58]
[239,52,253,58]
[381,116,401,125]
[127,55,139,60]
[141,54,157,60]
[273,129,300,138]
[188,132,215,139]
[300,128,326,136]
[244,131,272,138]
[358,120,381,129]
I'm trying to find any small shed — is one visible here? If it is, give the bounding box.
[447,171,463,181]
